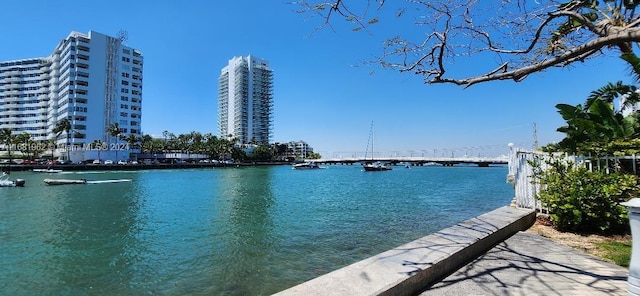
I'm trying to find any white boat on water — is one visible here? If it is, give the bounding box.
[43,178,132,185]
[44,178,87,185]
[33,168,63,173]
[363,121,392,172]
[0,172,25,187]
[292,161,323,170]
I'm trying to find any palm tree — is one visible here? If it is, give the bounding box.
[46,139,56,163]
[584,81,640,113]
[190,131,203,156]
[621,52,640,85]
[162,130,170,152]
[0,128,15,164]
[141,134,153,153]
[202,133,219,159]
[31,139,47,161]
[91,139,104,161]
[53,118,71,161]
[124,134,140,161]
[553,99,636,155]
[15,132,31,160]
[107,123,122,161]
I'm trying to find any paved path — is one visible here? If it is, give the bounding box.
[419,231,629,296]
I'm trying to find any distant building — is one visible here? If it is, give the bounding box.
[218,55,273,145]
[621,89,640,117]
[287,140,313,159]
[0,30,143,162]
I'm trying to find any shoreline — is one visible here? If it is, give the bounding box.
[0,161,292,172]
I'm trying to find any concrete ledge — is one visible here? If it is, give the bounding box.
[273,206,536,296]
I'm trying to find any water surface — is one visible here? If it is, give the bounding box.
[1,165,513,295]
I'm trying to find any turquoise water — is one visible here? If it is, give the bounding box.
[1,165,513,295]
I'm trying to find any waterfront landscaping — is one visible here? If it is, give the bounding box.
[527,215,631,268]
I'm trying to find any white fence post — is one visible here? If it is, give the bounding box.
[507,145,545,211]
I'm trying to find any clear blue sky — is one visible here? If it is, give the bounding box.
[0,1,631,158]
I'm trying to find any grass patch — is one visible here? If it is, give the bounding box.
[594,240,632,267]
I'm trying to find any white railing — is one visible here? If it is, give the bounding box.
[507,146,545,211]
[507,145,615,212]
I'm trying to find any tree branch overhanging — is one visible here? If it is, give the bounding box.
[296,0,640,87]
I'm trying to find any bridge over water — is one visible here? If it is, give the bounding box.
[311,156,508,167]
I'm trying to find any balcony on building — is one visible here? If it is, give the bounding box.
[77,45,90,53]
[75,83,89,92]
[77,36,90,45]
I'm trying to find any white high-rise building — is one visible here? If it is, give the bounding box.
[621,89,640,117]
[0,31,143,162]
[218,55,273,145]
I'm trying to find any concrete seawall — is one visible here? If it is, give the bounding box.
[273,206,536,296]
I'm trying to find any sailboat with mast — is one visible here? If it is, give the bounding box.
[363,121,392,171]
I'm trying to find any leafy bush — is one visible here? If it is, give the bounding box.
[534,157,640,234]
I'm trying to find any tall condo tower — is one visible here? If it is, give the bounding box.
[218,55,273,144]
[0,31,143,162]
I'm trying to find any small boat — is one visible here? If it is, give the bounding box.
[292,161,323,170]
[44,178,87,185]
[33,168,63,173]
[0,172,25,187]
[363,161,392,171]
[363,121,392,172]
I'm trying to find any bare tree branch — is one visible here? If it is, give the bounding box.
[295,0,640,87]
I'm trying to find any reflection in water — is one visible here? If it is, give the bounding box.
[214,167,275,295]
[49,181,141,294]
[1,166,513,295]
[0,171,141,295]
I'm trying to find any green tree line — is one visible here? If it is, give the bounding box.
[0,124,320,163]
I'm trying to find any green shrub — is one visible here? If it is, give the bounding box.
[534,157,640,234]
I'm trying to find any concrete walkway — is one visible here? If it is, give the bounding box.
[274,207,536,296]
[419,231,629,296]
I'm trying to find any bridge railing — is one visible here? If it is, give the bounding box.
[313,156,508,163]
